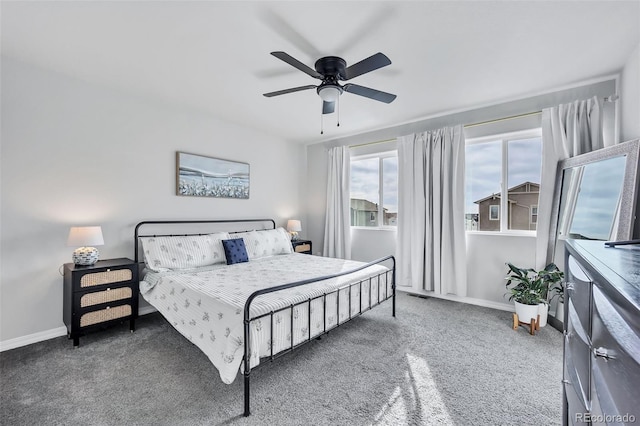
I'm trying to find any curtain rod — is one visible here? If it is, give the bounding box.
[349,95,618,143]
[349,138,397,149]
[464,94,618,129]
[463,111,542,129]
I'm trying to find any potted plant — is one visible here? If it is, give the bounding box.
[505,262,564,327]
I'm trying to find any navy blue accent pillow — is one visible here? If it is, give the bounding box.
[222,238,249,265]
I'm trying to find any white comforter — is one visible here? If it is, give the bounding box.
[140,253,390,384]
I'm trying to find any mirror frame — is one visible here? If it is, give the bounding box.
[546,138,640,266]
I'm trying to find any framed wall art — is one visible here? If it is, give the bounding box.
[176,152,250,199]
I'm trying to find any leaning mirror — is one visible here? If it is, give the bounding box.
[546,139,640,327]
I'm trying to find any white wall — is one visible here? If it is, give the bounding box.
[465,234,535,304]
[0,57,303,347]
[350,229,397,263]
[304,142,328,255]
[620,42,640,142]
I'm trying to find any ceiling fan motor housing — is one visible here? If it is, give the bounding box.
[315,56,347,80]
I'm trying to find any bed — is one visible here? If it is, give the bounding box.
[134,219,396,416]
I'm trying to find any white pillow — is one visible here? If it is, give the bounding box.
[233,227,293,259]
[140,232,229,272]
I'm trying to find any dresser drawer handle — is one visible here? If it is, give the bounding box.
[106,306,111,310]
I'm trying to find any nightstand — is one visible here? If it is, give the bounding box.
[63,258,139,347]
[292,239,312,254]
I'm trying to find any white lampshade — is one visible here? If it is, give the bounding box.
[67,226,104,265]
[67,226,104,247]
[318,86,342,102]
[287,220,302,232]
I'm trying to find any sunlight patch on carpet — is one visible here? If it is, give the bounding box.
[371,353,453,425]
[372,386,406,425]
[405,353,453,423]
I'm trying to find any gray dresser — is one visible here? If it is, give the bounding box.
[563,239,640,425]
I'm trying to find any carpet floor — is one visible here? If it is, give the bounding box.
[1,292,563,425]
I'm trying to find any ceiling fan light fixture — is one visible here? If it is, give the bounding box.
[318,85,342,102]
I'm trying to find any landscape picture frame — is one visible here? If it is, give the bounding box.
[176,151,250,199]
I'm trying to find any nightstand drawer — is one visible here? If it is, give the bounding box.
[80,304,132,327]
[79,286,133,308]
[294,243,311,253]
[79,268,133,288]
[291,239,312,254]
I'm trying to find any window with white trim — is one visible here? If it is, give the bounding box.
[531,205,538,225]
[489,205,500,221]
[465,129,542,233]
[350,151,398,227]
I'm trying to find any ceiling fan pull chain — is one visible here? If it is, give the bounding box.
[320,110,324,135]
[337,97,340,127]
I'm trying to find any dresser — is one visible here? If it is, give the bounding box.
[63,258,139,346]
[563,240,640,425]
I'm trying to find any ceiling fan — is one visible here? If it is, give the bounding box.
[263,51,396,115]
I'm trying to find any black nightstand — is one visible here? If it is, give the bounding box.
[292,239,312,255]
[63,258,139,346]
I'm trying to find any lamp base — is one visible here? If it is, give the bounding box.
[72,247,99,265]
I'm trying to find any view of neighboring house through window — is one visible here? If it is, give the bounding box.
[465,130,542,232]
[350,151,398,227]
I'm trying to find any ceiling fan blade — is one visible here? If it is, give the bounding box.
[271,52,323,79]
[335,6,396,56]
[263,85,317,98]
[344,52,391,80]
[322,101,335,114]
[259,10,323,59]
[343,83,396,103]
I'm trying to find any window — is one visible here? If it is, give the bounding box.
[465,129,542,233]
[489,205,500,220]
[350,152,398,227]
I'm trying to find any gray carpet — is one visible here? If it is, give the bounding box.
[1,292,563,425]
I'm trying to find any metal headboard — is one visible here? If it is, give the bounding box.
[134,218,276,263]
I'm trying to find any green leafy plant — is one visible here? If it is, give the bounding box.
[549,282,565,304]
[504,262,564,306]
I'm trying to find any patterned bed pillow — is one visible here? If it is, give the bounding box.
[140,232,229,272]
[233,227,293,259]
[221,238,249,265]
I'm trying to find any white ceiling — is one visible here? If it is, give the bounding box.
[2,1,639,144]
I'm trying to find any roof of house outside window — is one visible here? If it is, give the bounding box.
[473,181,539,204]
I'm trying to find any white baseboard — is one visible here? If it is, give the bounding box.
[0,326,67,352]
[1,307,158,352]
[397,287,514,312]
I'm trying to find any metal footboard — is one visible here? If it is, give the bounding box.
[242,255,396,416]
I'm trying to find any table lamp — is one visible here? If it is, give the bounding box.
[67,226,104,265]
[287,220,301,241]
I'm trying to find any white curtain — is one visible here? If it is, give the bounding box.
[535,96,605,269]
[323,146,351,259]
[396,125,467,296]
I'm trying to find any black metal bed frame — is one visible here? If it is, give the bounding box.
[134,219,396,417]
